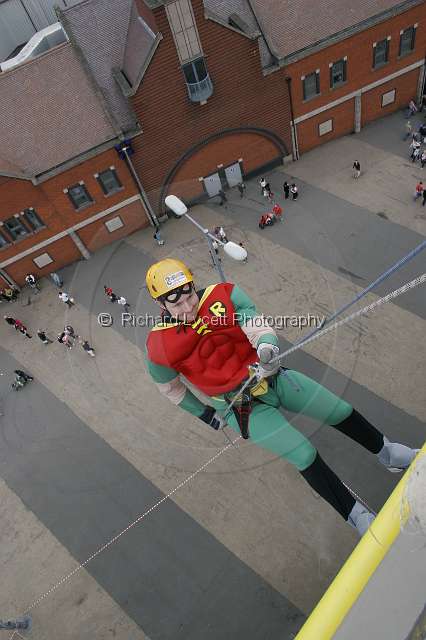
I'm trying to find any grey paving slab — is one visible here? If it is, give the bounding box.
[0,348,305,640]
[220,182,426,321]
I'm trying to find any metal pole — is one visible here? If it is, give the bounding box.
[206,234,226,282]
[179,211,226,281]
[285,76,299,161]
[122,148,159,227]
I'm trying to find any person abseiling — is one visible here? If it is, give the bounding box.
[145,258,418,536]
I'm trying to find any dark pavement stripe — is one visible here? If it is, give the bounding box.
[0,347,305,640]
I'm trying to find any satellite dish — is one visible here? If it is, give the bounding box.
[165,195,187,217]
[223,241,247,261]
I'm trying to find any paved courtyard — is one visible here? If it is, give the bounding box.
[1,110,425,639]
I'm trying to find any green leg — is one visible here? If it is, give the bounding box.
[210,394,317,471]
[274,369,353,425]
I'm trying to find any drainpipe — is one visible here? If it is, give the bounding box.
[285,76,299,161]
[121,146,159,227]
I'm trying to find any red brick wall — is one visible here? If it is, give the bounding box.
[168,131,282,201]
[0,148,148,284]
[77,199,147,252]
[361,67,420,125]
[6,236,81,285]
[287,5,425,116]
[297,97,356,153]
[286,4,426,151]
[130,0,292,211]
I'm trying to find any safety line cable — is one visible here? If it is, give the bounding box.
[292,238,426,349]
[11,273,425,628]
[17,435,242,619]
[224,272,426,416]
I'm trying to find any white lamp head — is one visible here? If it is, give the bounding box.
[223,241,248,261]
[165,195,188,217]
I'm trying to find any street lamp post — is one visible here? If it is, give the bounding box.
[165,195,247,283]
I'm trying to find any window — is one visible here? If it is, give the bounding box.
[400,26,416,56]
[183,57,208,85]
[66,183,93,210]
[3,216,29,240]
[302,71,320,100]
[96,168,122,195]
[23,208,44,230]
[0,230,10,247]
[330,59,347,88]
[166,0,202,63]
[373,39,389,68]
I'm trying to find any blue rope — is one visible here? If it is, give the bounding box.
[293,238,426,350]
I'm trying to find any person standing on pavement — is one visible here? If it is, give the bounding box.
[420,150,426,168]
[154,226,165,246]
[290,183,299,200]
[422,189,426,207]
[237,182,246,198]
[50,272,63,288]
[283,181,290,199]
[25,273,40,291]
[117,296,130,312]
[404,120,412,140]
[37,329,53,345]
[4,315,16,326]
[409,138,421,159]
[58,331,73,349]
[414,180,423,200]
[80,339,95,357]
[352,160,361,179]
[218,189,228,206]
[58,291,75,308]
[412,146,421,163]
[14,319,32,338]
[259,177,267,193]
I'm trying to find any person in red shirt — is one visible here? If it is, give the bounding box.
[145,258,419,537]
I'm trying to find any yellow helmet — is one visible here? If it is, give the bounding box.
[146,258,193,299]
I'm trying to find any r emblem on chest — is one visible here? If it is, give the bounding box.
[209,301,226,317]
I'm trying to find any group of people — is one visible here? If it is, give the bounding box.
[3,276,98,388]
[104,286,131,311]
[408,123,426,167]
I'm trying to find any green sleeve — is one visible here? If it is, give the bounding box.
[145,354,207,417]
[230,284,278,347]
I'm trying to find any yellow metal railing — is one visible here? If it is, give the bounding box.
[295,444,425,640]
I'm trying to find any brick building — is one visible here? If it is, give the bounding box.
[1,0,425,286]
[59,0,426,216]
[0,18,152,288]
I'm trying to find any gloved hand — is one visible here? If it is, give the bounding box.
[256,343,281,378]
[199,406,227,430]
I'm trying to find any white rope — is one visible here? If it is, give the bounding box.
[18,434,241,617]
[13,272,425,622]
[272,273,426,363]
[225,273,426,415]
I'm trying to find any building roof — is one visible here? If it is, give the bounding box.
[59,0,141,132]
[249,0,424,61]
[122,0,158,92]
[0,43,116,179]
